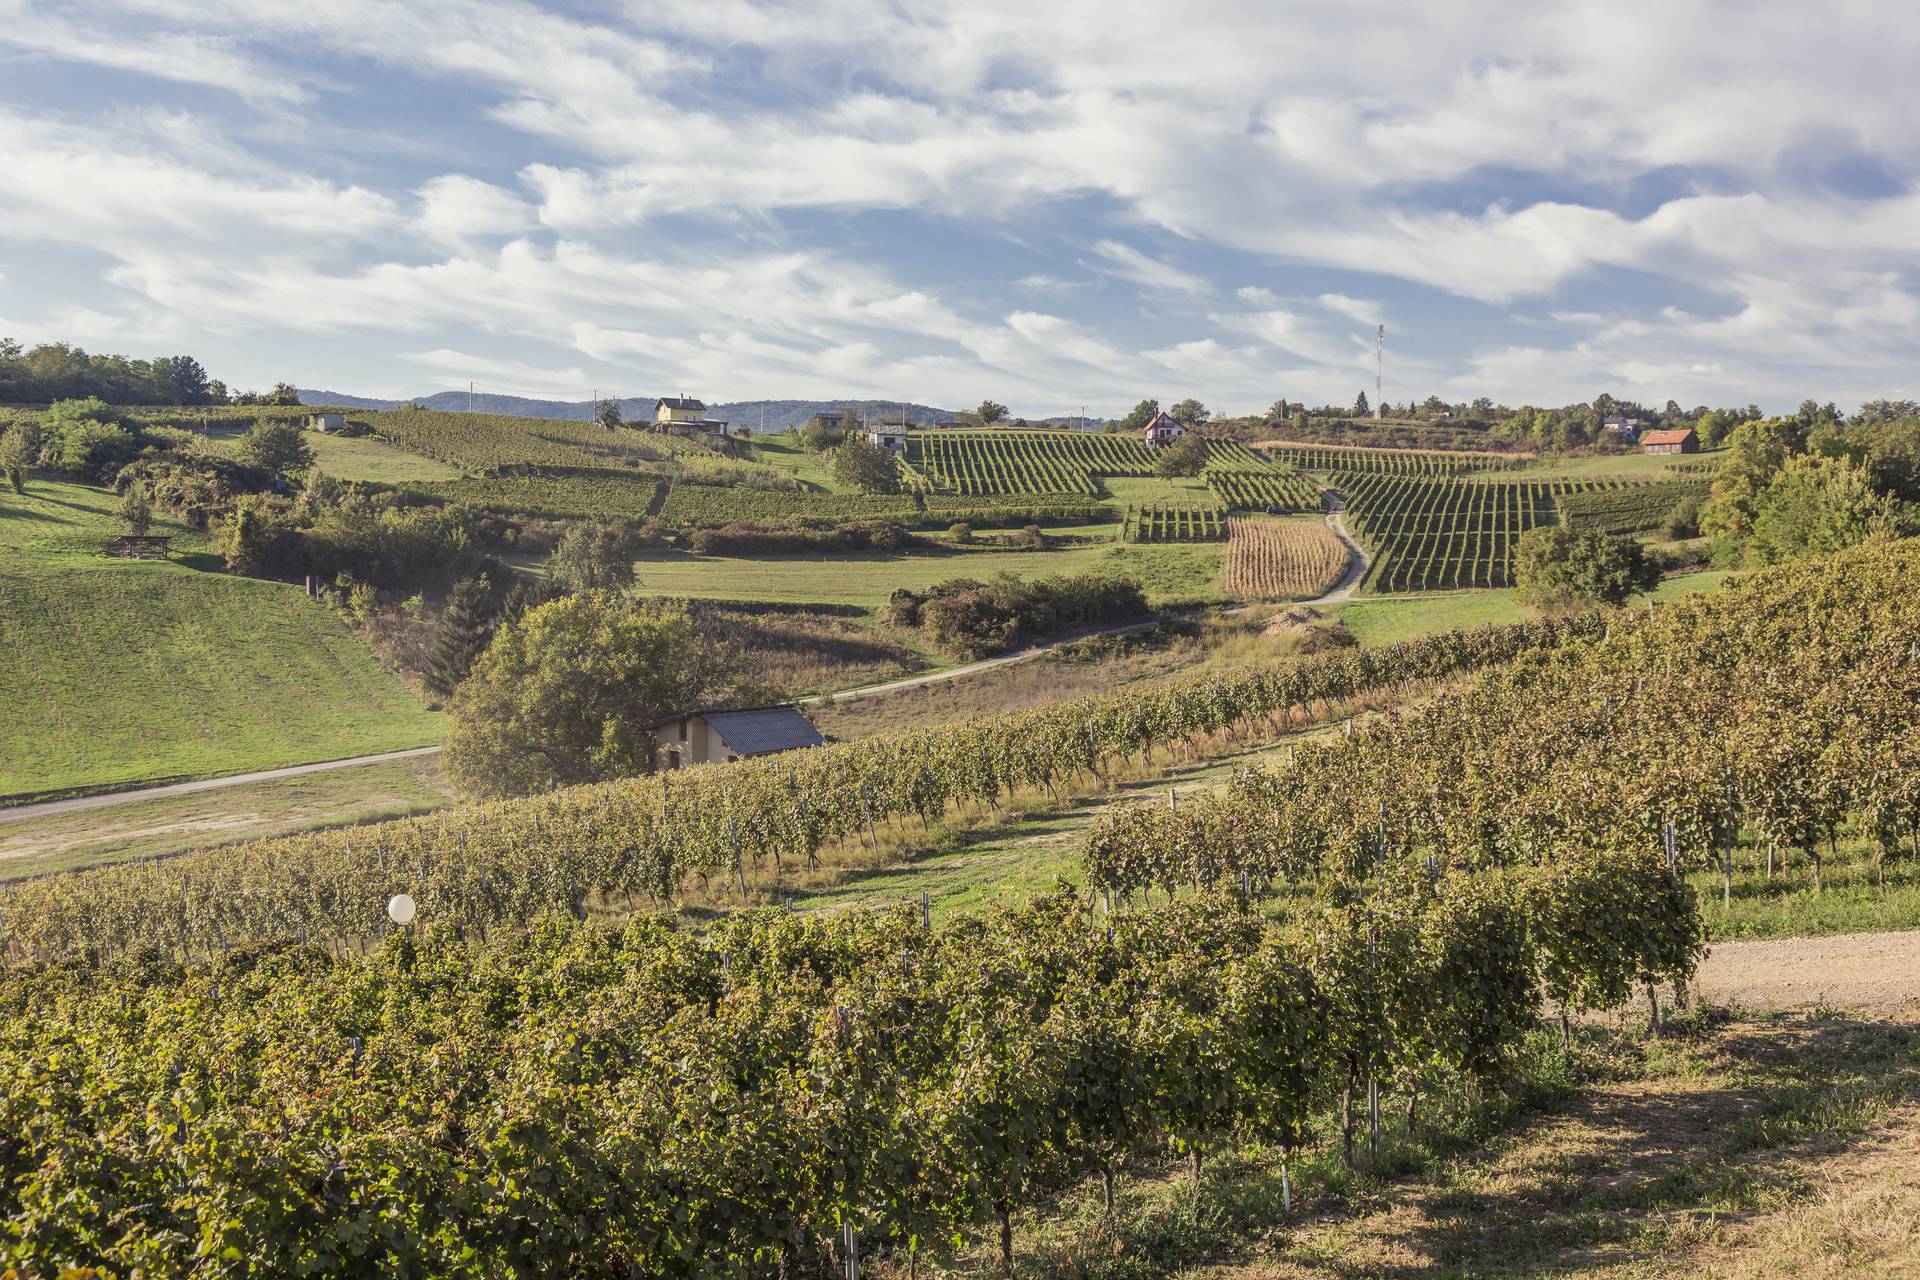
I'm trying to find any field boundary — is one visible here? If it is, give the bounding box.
[0,747,445,824]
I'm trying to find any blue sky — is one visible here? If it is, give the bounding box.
[2,1,1918,417]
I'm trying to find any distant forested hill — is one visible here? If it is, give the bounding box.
[296,390,957,431]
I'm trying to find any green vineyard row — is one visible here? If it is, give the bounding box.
[1083,538,1920,901]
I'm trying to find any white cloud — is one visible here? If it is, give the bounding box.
[1086,240,1211,296]
[6,0,1920,410]
[416,176,536,247]
[1316,294,1381,326]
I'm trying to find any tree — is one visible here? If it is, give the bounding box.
[1168,398,1208,427]
[116,485,153,536]
[547,522,638,594]
[976,400,1009,426]
[442,594,741,797]
[149,355,214,404]
[41,398,137,482]
[1265,399,1292,423]
[0,428,33,493]
[237,420,314,481]
[1152,432,1209,478]
[1748,454,1910,565]
[221,495,279,576]
[831,434,903,494]
[426,572,501,697]
[1354,391,1370,416]
[594,399,623,430]
[1512,526,1661,610]
[1119,399,1160,432]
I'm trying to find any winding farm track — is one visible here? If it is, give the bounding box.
[0,747,445,825]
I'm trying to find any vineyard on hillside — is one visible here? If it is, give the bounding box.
[0,615,1603,962]
[1205,467,1323,512]
[7,539,1915,1276]
[1223,516,1350,599]
[1558,478,1709,533]
[905,430,1273,496]
[1082,538,1920,907]
[1334,475,1665,591]
[1122,500,1226,542]
[1255,443,1522,475]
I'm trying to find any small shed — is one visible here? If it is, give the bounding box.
[866,422,909,453]
[307,412,345,433]
[1141,412,1188,448]
[655,705,825,768]
[1640,427,1699,455]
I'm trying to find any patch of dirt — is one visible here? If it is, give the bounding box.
[1696,930,1920,1021]
[1260,605,1356,653]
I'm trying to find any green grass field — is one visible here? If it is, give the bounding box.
[632,536,1225,609]
[307,432,466,482]
[0,472,441,803]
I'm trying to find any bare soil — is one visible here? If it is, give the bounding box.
[1696,929,1920,1021]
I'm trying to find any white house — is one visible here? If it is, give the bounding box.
[306,412,345,433]
[1141,411,1188,448]
[654,705,825,768]
[866,422,909,453]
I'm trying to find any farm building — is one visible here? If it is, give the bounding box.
[1141,412,1189,447]
[654,705,825,768]
[1602,415,1644,440]
[654,396,729,439]
[306,412,345,432]
[1639,427,1699,455]
[866,422,908,453]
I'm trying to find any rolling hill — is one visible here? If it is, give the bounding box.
[296,390,959,431]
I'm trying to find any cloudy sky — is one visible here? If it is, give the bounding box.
[2,1,1916,416]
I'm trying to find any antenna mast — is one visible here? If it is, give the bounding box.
[1375,325,1384,420]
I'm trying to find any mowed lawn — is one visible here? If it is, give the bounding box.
[0,474,441,802]
[631,538,1226,610]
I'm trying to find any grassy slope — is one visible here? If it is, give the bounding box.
[633,537,1225,609]
[306,432,466,482]
[0,474,441,802]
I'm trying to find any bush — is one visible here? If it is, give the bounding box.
[1152,433,1209,478]
[948,521,974,544]
[115,454,268,529]
[1512,526,1661,609]
[41,399,139,482]
[690,519,914,557]
[548,522,639,593]
[1661,494,1703,539]
[830,434,903,494]
[305,498,484,594]
[237,419,314,481]
[890,571,1148,658]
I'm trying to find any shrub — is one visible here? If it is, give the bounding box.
[949,521,974,544]
[1512,525,1661,609]
[831,433,903,494]
[237,419,315,481]
[690,519,914,557]
[41,399,139,482]
[548,522,639,593]
[891,571,1148,657]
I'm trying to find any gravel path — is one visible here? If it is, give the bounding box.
[1697,929,1920,1019]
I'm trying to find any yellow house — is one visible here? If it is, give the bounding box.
[654,396,729,439]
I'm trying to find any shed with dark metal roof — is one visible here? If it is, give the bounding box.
[653,705,824,767]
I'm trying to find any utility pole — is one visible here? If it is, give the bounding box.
[1375,325,1385,420]
[467,380,473,414]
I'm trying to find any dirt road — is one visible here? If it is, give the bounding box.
[0,746,444,826]
[1696,929,1920,1019]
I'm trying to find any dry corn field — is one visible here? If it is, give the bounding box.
[1223,516,1350,599]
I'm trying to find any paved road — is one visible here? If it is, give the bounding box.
[0,746,445,826]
